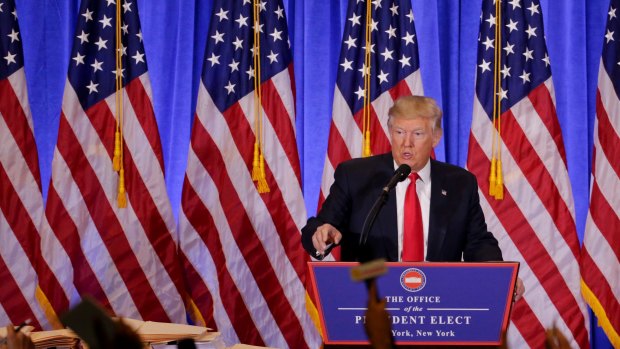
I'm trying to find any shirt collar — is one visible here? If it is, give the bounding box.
[393,159,431,183]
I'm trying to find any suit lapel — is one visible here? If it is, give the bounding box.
[427,160,448,261]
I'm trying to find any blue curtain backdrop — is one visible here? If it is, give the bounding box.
[15,0,612,347]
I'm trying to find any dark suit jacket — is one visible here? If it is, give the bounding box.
[301,153,502,262]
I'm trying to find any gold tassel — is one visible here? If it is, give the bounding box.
[251,142,260,181]
[117,168,127,208]
[257,154,270,193]
[494,159,504,200]
[362,130,371,157]
[113,131,121,171]
[489,157,497,196]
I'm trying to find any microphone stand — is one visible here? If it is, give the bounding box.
[356,189,395,348]
[358,189,390,259]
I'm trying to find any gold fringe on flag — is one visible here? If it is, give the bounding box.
[251,0,269,193]
[489,0,503,200]
[114,0,127,207]
[362,0,372,157]
[35,286,62,329]
[581,281,620,347]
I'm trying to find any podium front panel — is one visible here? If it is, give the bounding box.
[308,262,518,346]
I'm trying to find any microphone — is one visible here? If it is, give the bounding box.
[358,164,412,251]
[382,164,411,193]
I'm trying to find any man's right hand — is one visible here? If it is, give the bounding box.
[312,223,342,257]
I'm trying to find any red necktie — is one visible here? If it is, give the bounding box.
[403,173,424,261]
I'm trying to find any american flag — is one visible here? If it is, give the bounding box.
[178,0,320,348]
[580,0,620,346]
[467,0,589,347]
[319,0,423,259]
[0,0,53,330]
[40,0,186,323]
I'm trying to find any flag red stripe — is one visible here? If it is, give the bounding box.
[508,299,547,348]
[0,79,41,189]
[350,106,390,155]
[81,87,183,299]
[388,79,414,101]
[120,146,185,296]
[501,110,580,258]
[178,251,216,329]
[220,99,307,282]
[125,78,165,172]
[0,165,67,319]
[55,113,170,321]
[589,181,620,261]
[45,186,111,310]
[83,101,116,159]
[595,91,620,178]
[468,137,589,348]
[528,84,568,165]
[0,165,40,267]
[181,176,265,346]
[262,78,301,184]
[0,256,41,329]
[326,122,353,169]
[580,250,620,328]
[468,137,546,349]
[369,107,390,155]
[191,114,309,349]
[287,65,297,100]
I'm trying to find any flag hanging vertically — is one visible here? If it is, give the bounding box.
[467,0,589,348]
[41,0,186,322]
[319,0,424,248]
[178,0,320,348]
[0,0,53,329]
[580,0,620,346]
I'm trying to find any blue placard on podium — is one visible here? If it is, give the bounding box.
[308,262,518,346]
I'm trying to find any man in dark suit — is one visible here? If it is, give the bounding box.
[301,95,524,297]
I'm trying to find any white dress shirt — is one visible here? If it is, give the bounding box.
[395,160,431,261]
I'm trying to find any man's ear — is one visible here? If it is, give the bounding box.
[432,128,443,147]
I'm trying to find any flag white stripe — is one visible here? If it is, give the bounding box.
[240,72,308,230]
[511,90,575,216]
[0,213,47,327]
[178,209,240,346]
[57,83,185,322]
[592,118,620,211]
[372,87,396,137]
[471,95,589,324]
[49,149,141,317]
[0,116,44,225]
[584,213,620,300]
[271,70,297,138]
[184,142,287,347]
[598,60,620,131]
[39,211,78,306]
[198,85,317,338]
[7,69,35,132]
[105,84,177,235]
[332,88,363,158]
[320,160,335,198]
[0,305,9,325]
[477,189,579,348]
[404,70,424,96]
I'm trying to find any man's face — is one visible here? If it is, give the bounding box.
[389,116,441,172]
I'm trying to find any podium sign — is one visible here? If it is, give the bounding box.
[308,262,518,346]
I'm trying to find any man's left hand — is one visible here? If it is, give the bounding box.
[514,278,525,302]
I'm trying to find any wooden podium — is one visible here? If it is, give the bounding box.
[308,262,518,348]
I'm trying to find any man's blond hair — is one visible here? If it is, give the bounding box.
[387,95,442,130]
